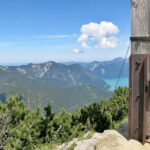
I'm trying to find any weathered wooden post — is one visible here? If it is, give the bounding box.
[129,0,150,143]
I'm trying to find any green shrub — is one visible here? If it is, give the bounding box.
[0,87,128,150]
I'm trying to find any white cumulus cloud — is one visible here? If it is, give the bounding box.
[81,42,89,49]
[73,48,83,53]
[77,21,119,49]
[99,37,118,48]
[77,34,89,43]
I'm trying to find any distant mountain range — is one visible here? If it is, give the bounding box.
[0,57,128,112]
[63,57,129,79]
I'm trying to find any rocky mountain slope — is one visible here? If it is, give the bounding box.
[87,57,129,79]
[0,61,110,89]
[0,61,111,111]
[64,57,129,79]
[0,58,129,111]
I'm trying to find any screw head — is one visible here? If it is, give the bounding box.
[136,60,141,65]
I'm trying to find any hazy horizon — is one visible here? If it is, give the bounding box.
[0,56,128,66]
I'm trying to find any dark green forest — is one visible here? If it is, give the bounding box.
[0,87,128,150]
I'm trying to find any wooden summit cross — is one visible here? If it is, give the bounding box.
[129,0,150,143]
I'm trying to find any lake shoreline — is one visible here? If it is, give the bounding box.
[104,77,129,91]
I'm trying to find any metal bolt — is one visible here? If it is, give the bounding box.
[137,93,140,97]
[136,60,141,65]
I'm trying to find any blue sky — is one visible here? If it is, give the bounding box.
[0,0,130,64]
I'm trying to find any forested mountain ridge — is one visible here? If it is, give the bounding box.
[5,61,109,89]
[0,57,129,111]
[0,61,111,111]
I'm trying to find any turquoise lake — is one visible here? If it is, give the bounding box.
[104,77,129,91]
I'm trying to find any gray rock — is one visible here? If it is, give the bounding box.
[54,130,150,150]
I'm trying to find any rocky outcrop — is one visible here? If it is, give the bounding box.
[95,130,150,150]
[55,132,102,150]
[54,130,150,150]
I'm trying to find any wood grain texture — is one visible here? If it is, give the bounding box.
[131,0,150,138]
[131,0,150,36]
[129,54,147,142]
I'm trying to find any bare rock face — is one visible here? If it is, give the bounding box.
[95,130,143,150]
[95,130,150,150]
[54,130,150,150]
[96,130,128,150]
[74,133,103,150]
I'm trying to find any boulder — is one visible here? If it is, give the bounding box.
[95,130,150,150]
[54,130,150,150]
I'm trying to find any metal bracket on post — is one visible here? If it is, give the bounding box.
[129,54,148,143]
[130,36,150,42]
